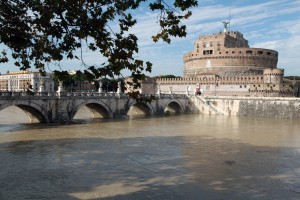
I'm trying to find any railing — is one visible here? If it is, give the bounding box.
[0,91,188,100]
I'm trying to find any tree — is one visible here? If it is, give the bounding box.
[157,74,182,78]
[52,71,88,91]
[0,0,198,98]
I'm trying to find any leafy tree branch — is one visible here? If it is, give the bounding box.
[0,0,198,98]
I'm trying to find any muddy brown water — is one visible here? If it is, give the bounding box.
[0,106,300,199]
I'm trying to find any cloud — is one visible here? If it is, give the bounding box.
[133,0,300,76]
[1,0,300,77]
[252,19,300,75]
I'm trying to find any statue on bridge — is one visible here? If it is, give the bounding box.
[117,81,122,94]
[39,78,45,93]
[57,80,64,93]
[97,79,103,93]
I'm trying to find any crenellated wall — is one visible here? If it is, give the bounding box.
[151,74,292,97]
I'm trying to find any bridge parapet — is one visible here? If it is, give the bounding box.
[157,93,188,99]
[0,91,189,99]
[0,91,131,100]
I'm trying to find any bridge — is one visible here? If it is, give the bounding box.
[0,91,193,123]
[2,90,299,123]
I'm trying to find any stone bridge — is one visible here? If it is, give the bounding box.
[0,92,193,123]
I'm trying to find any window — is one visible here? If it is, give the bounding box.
[257,51,263,55]
[203,50,213,55]
[246,50,253,54]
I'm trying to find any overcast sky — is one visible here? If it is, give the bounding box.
[1,0,299,76]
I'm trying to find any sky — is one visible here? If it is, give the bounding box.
[1,0,300,77]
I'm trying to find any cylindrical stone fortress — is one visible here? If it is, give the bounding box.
[183,31,278,77]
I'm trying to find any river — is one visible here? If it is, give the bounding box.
[0,106,300,199]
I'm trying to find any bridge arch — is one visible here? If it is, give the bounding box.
[0,101,48,123]
[70,100,113,120]
[164,100,184,115]
[127,101,154,117]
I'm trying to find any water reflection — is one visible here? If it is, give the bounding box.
[0,106,30,124]
[0,107,300,199]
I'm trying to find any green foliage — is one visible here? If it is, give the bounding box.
[284,76,300,80]
[52,70,90,91]
[100,77,125,93]
[156,74,182,78]
[0,0,197,99]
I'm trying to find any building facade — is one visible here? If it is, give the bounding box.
[0,71,54,92]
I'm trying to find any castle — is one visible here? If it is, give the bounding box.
[140,25,297,97]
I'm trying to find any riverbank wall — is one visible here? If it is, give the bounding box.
[190,96,300,119]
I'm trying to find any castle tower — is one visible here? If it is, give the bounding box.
[183,29,278,78]
[263,68,284,84]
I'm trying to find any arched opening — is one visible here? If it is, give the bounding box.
[0,105,46,124]
[164,101,183,115]
[16,105,47,123]
[127,102,152,118]
[73,103,110,120]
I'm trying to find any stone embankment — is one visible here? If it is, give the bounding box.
[190,96,300,119]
